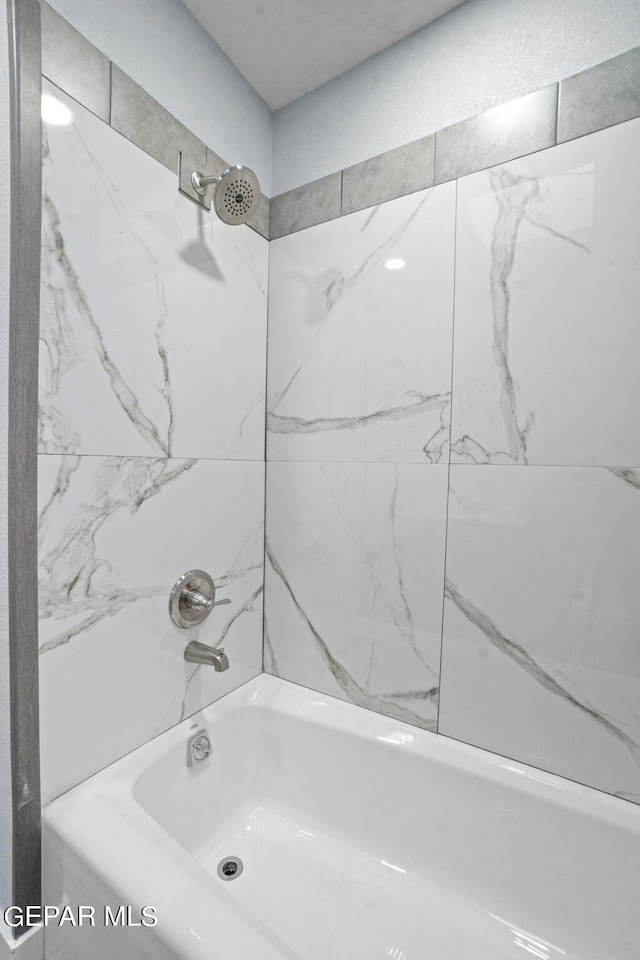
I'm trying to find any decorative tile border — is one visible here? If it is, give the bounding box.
[342,134,435,216]
[558,46,640,143]
[269,172,341,240]
[38,4,640,243]
[39,3,270,239]
[433,85,557,184]
[110,64,206,177]
[270,45,640,239]
[40,2,110,123]
[39,4,640,243]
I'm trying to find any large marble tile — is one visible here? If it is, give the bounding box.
[267,184,456,463]
[439,465,640,803]
[40,81,268,461]
[38,455,265,802]
[450,118,640,466]
[265,461,449,729]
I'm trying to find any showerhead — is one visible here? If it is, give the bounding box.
[214,166,260,225]
[191,165,260,225]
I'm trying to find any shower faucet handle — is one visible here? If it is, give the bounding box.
[169,570,230,629]
[183,589,231,614]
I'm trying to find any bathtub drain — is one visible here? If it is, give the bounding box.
[217,856,243,881]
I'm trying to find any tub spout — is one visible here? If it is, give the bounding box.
[184,640,229,671]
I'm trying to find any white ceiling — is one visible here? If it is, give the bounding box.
[182,0,468,110]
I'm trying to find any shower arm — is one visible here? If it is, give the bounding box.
[191,171,221,196]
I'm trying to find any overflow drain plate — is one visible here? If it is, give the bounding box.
[217,856,244,881]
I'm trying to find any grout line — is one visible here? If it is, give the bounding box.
[436,176,459,737]
[36,451,268,463]
[432,131,439,186]
[108,59,113,125]
[36,449,640,470]
[261,242,272,673]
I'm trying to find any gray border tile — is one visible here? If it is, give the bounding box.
[247,192,270,240]
[342,135,435,215]
[270,44,640,236]
[40,2,110,122]
[36,6,640,247]
[111,64,206,176]
[178,148,213,209]
[205,145,229,180]
[434,85,558,184]
[558,48,640,144]
[270,173,342,239]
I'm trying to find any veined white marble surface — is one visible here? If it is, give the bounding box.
[38,455,265,802]
[264,461,448,728]
[267,185,456,463]
[439,465,640,803]
[38,80,640,814]
[451,117,640,466]
[40,80,268,461]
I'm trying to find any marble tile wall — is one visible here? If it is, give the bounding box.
[37,22,640,808]
[265,116,640,805]
[265,184,456,729]
[449,119,640,468]
[440,116,640,803]
[39,81,268,802]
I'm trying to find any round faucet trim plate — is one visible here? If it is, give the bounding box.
[169,569,220,628]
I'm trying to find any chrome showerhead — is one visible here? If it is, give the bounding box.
[213,166,260,225]
[191,165,260,225]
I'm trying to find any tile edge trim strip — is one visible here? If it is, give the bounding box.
[7,0,43,929]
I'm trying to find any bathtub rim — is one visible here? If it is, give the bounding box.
[44,671,640,829]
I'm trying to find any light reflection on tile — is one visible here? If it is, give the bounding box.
[41,3,111,122]
[434,86,557,184]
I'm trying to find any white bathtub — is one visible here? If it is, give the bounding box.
[43,674,640,960]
